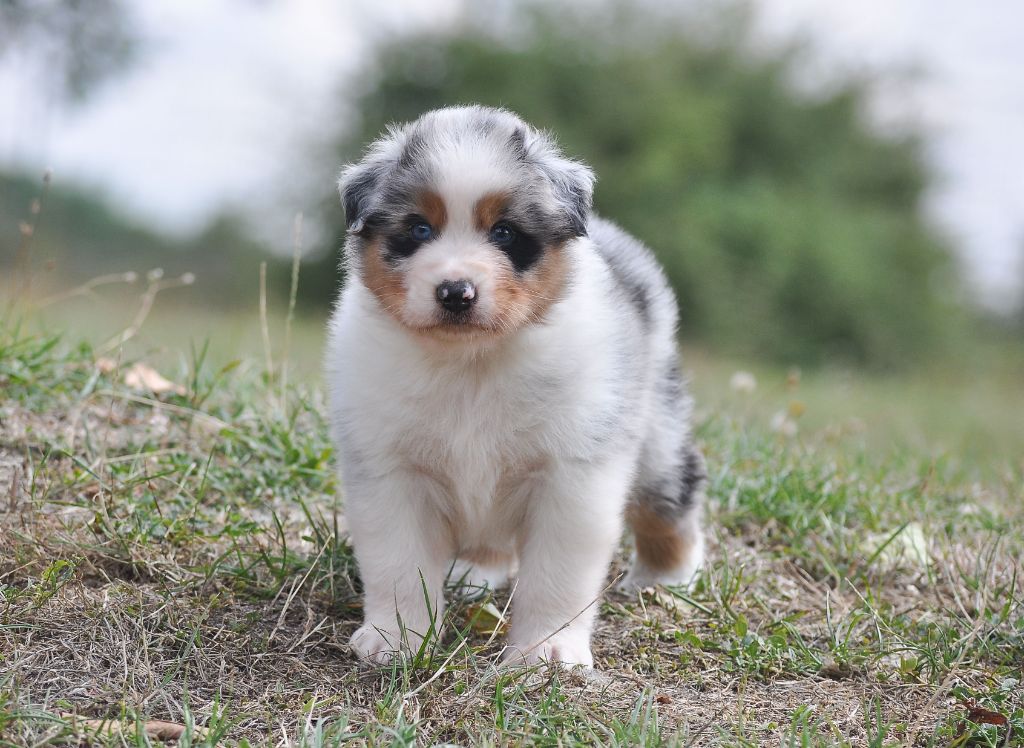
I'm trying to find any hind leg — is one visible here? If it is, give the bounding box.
[620,443,706,591]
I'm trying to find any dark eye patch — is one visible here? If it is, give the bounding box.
[384,214,435,260]
[493,224,544,273]
[494,199,572,273]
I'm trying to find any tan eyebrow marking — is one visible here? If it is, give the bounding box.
[418,190,448,230]
[473,191,510,232]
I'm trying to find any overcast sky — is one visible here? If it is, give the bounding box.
[1,0,1021,310]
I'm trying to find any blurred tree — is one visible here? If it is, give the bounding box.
[0,0,137,101]
[311,1,964,368]
[0,171,288,306]
[1015,253,1024,330]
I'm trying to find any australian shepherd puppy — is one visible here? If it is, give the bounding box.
[326,106,705,668]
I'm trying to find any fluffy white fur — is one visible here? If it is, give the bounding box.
[325,106,704,668]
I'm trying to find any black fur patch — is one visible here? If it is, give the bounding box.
[383,215,432,261]
[398,131,425,170]
[605,262,651,327]
[661,361,683,399]
[508,127,528,160]
[637,444,705,519]
[676,445,707,512]
[343,150,421,237]
[341,166,382,233]
[627,281,650,325]
[493,200,583,273]
[493,227,544,273]
[384,233,423,260]
[663,365,705,510]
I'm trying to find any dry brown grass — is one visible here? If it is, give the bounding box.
[2,326,1022,747]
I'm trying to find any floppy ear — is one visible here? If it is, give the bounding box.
[547,158,595,237]
[338,159,385,235]
[524,129,595,238]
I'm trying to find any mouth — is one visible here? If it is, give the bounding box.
[410,314,504,341]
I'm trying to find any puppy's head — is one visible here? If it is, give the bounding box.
[339,106,594,342]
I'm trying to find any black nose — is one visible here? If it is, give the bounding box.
[436,280,476,313]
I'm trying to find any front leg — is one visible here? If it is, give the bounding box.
[345,468,452,664]
[505,457,632,668]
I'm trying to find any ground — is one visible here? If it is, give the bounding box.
[1,315,1022,747]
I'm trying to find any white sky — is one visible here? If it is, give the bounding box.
[1,0,1021,309]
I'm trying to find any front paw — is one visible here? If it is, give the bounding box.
[350,623,402,664]
[504,629,594,669]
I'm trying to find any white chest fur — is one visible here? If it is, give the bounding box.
[325,246,638,548]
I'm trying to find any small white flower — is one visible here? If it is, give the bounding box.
[770,410,798,437]
[729,370,757,394]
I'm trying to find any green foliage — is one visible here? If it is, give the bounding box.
[317,2,963,367]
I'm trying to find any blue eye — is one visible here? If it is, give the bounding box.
[410,222,434,242]
[489,223,516,246]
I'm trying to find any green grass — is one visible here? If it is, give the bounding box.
[1,304,1022,746]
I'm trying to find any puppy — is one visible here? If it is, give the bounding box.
[325,106,705,668]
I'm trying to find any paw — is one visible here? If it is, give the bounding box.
[618,536,704,593]
[504,629,594,669]
[349,623,402,664]
[617,562,700,593]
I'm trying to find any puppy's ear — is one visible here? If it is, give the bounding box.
[338,159,386,235]
[523,129,595,238]
[547,157,595,237]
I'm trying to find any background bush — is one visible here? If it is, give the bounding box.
[305,4,964,368]
[1,1,988,370]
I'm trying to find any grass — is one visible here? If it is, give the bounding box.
[1,292,1023,746]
